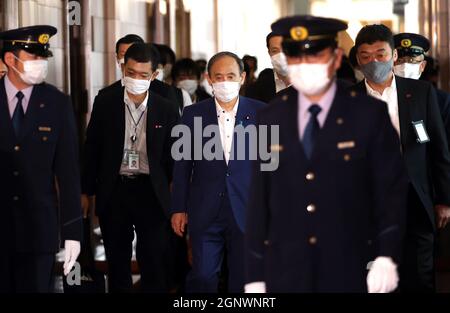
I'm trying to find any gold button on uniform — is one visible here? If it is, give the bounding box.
[14,146,20,152]
[344,154,351,161]
[306,172,315,181]
[307,204,316,213]
[309,236,317,245]
[42,136,48,142]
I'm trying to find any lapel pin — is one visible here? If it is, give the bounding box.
[406,93,412,99]
[350,91,357,98]
[40,103,45,108]
[337,118,344,125]
[337,141,355,149]
[282,95,288,101]
[155,125,163,129]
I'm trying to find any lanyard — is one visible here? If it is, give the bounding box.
[126,104,146,144]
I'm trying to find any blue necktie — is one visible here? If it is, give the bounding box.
[12,91,25,137]
[303,104,322,159]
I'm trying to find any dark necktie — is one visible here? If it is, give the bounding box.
[12,91,25,137]
[303,104,322,159]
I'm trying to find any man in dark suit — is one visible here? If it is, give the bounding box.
[246,32,290,103]
[0,25,82,292]
[245,16,408,293]
[393,32,450,149]
[95,34,181,116]
[352,24,450,292]
[82,43,179,292]
[170,52,265,292]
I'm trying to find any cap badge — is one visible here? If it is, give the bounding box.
[290,26,308,41]
[401,39,412,48]
[38,34,50,45]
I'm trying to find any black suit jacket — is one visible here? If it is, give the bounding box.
[246,68,276,103]
[351,76,450,228]
[246,82,408,292]
[0,78,82,253]
[82,85,179,218]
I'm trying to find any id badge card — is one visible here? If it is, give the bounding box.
[412,120,430,144]
[128,152,140,170]
[122,149,139,170]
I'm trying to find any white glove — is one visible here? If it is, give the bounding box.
[63,240,81,276]
[367,257,399,293]
[244,282,267,293]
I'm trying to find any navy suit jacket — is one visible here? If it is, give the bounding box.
[170,96,265,233]
[246,82,408,292]
[0,78,82,253]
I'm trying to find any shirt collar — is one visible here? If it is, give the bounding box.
[215,97,240,116]
[4,74,34,103]
[365,74,397,98]
[299,79,337,115]
[124,90,149,112]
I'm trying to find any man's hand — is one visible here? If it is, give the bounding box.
[63,240,81,276]
[367,257,398,293]
[81,194,89,218]
[435,205,450,229]
[171,213,188,237]
[244,282,267,293]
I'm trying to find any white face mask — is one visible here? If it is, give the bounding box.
[393,62,422,80]
[123,76,151,95]
[288,56,334,96]
[13,56,48,85]
[177,79,198,96]
[201,78,214,96]
[212,81,241,103]
[116,58,124,71]
[271,52,289,77]
[155,68,164,82]
[354,69,365,82]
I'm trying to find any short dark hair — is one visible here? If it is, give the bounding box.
[355,24,394,51]
[154,44,176,66]
[242,55,258,72]
[115,34,144,54]
[195,59,207,73]
[124,43,159,71]
[266,32,282,49]
[207,51,244,76]
[172,58,201,81]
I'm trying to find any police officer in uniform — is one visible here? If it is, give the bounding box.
[393,32,450,149]
[0,25,82,293]
[245,16,408,293]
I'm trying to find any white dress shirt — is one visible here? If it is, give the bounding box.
[120,90,150,175]
[215,98,239,165]
[365,75,401,137]
[274,71,290,94]
[4,74,34,118]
